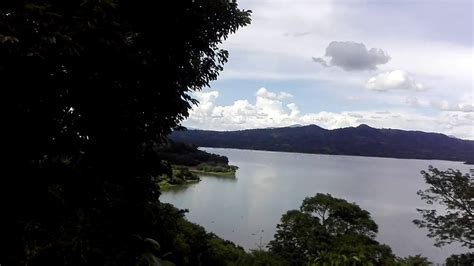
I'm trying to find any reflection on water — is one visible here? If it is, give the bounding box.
[161,148,472,263]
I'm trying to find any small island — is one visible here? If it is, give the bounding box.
[155,141,238,190]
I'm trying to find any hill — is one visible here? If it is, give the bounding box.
[155,140,230,166]
[170,124,474,164]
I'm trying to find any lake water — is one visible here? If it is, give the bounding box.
[160,148,472,263]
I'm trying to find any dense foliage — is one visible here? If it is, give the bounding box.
[154,141,229,166]
[396,255,430,266]
[154,141,237,188]
[445,253,474,266]
[414,167,473,248]
[413,167,473,265]
[170,124,474,163]
[132,202,251,266]
[268,193,396,265]
[1,0,250,264]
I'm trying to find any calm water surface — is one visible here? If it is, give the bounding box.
[161,148,472,263]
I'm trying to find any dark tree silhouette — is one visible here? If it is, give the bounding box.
[1,1,250,264]
[414,167,474,248]
[269,193,395,265]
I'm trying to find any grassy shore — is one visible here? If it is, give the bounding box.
[159,164,238,191]
[189,168,236,177]
[158,179,200,191]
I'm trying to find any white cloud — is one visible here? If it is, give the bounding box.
[217,0,473,112]
[313,41,391,71]
[405,96,428,108]
[431,100,474,113]
[191,90,219,117]
[256,87,293,100]
[184,88,474,140]
[366,70,425,91]
[287,103,300,117]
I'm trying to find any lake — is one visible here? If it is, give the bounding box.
[160,148,472,263]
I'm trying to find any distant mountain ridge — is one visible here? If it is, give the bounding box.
[170,124,474,164]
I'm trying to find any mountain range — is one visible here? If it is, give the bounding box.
[170,124,474,164]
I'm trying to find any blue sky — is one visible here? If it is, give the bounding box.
[183,0,473,139]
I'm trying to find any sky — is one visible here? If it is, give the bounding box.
[182,0,474,140]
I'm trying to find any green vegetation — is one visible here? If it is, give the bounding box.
[191,163,239,177]
[142,192,445,266]
[158,163,237,190]
[414,167,473,248]
[157,166,200,191]
[445,253,474,266]
[413,167,473,265]
[154,141,231,167]
[396,255,430,266]
[1,0,251,264]
[268,193,397,265]
[154,141,238,190]
[130,202,258,266]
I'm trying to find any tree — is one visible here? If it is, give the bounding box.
[269,209,328,265]
[445,253,474,266]
[396,255,431,266]
[301,193,378,239]
[1,0,250,264]
[268,193,396,265]
[237,250,289,266]
[413,166,474,248]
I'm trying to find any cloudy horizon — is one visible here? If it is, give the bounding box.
[182,0,473,140]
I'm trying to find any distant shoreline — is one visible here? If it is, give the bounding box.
[171,125,474,165]
[200,146,474,166]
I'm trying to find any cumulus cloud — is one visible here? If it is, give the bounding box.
[366,70,425,91]
[190,91,219,117]
[184,88,474,139]
[256,87,293,100]
[313,41,391,71]
[287,103,300,117]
